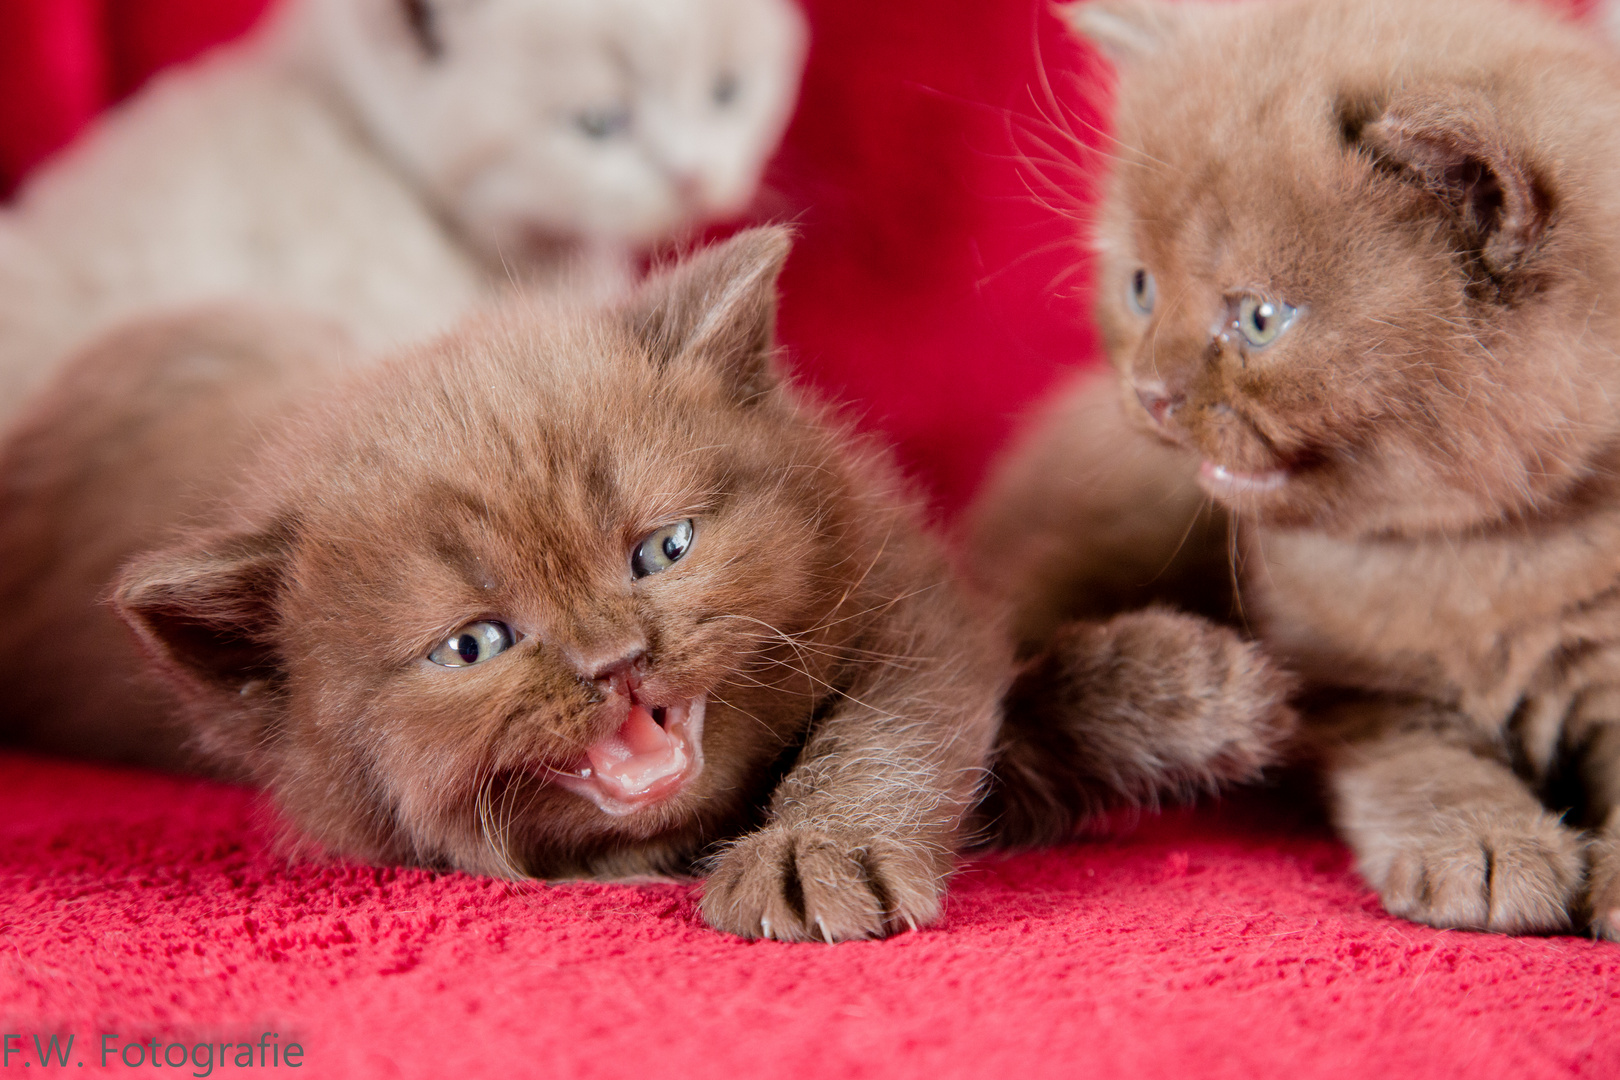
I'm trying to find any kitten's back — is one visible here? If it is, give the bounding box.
[0,305,358,767]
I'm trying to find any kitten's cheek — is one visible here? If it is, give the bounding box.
[548,695,707,815]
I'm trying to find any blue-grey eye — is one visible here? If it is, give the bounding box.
[1235,294,1299,348]
[713,73,740,107]
[1129,268,1156,315]
[632,519,695,579]
[429,621,515,667]
[575,107,632,140]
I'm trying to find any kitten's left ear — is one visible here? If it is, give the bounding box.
[1359,86,1551,282]
[112,526,290,707]
[624,227,794,403]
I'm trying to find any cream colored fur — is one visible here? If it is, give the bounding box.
[0,0,806,426]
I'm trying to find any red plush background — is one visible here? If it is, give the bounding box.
[0,1,1616,1077]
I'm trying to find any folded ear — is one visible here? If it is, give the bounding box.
[1359,86,1550,283]
[112,527,290,705]
[623,226,793,404]
[1059,0,1185,64]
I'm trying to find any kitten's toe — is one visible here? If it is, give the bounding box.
[700,826,944,943]
[1373,810,1583,934]
[1582,830,1620,941]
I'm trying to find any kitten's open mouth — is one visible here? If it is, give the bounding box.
[548,695,706,816]
[1198,459,1289,498]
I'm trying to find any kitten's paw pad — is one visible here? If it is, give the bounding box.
[1582,833,1620,942]
[700,827,943,943]
[1375,812,1583,934]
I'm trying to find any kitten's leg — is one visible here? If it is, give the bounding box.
[971,608,1295,849]
[699,616,1003,943]
[1561,695,1620,939]
[1322,704,1584,933]
[965,371,1233,652]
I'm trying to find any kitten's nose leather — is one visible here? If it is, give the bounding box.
[579,646,648,693]
[1134,382,1184,426]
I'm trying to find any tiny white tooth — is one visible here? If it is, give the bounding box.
[760,917,773,940]
[817,916,834,945]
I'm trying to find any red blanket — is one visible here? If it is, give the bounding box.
[0,2,1616,1077]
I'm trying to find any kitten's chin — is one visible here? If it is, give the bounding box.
[1197,459,1290,500]
[547,695,707,817]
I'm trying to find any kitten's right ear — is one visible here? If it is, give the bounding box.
[1059,0,1182,64]
[624,226,794,404]
[112,527,290,705]
[1358,86,1551,284]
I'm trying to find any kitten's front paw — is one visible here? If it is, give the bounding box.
[1583,831,1620,941]
[700,826,944,943]
[1370,810,1584,934]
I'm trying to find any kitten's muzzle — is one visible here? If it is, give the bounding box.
[579,645,649,697]
[1197,459,1290,497]
[1131,378,1294,501]
[546,689,707,817]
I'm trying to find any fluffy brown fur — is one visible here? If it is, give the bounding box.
[974,607,1293,850]
[1,229,1005,942]
[972,0,1620,937]
[0,228,1291,941]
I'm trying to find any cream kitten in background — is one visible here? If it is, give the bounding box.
[0,0,806,425]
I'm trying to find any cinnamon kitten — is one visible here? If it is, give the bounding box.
[973,0,1620,937]
[0,228,1291,940]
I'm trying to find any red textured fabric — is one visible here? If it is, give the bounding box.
[3,752,1616,1078]
[1,2,1617,1077]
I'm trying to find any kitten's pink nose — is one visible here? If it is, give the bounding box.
[1134,382,1184,427]
[578,645,648,695]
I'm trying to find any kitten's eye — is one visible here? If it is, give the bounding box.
[428,621,515,668]
[575,107,632,140]
[1235,294,1299,348]
[631,519,695,579]
[713,73,740,108]
[1129,268,1157,315]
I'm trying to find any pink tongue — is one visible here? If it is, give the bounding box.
[585,704,682,796]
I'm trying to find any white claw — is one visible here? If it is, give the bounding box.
[816,916,834,945]
[901,911,919,934]
[760,917,773,940]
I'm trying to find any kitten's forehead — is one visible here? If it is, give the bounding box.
[1101,0,1552,280]
[469,0,793,84]
[290,312,774,559]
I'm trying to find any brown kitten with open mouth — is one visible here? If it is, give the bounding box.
[0,227,1292,941]
[2,227,1007,943]
[973,0,1620,938]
